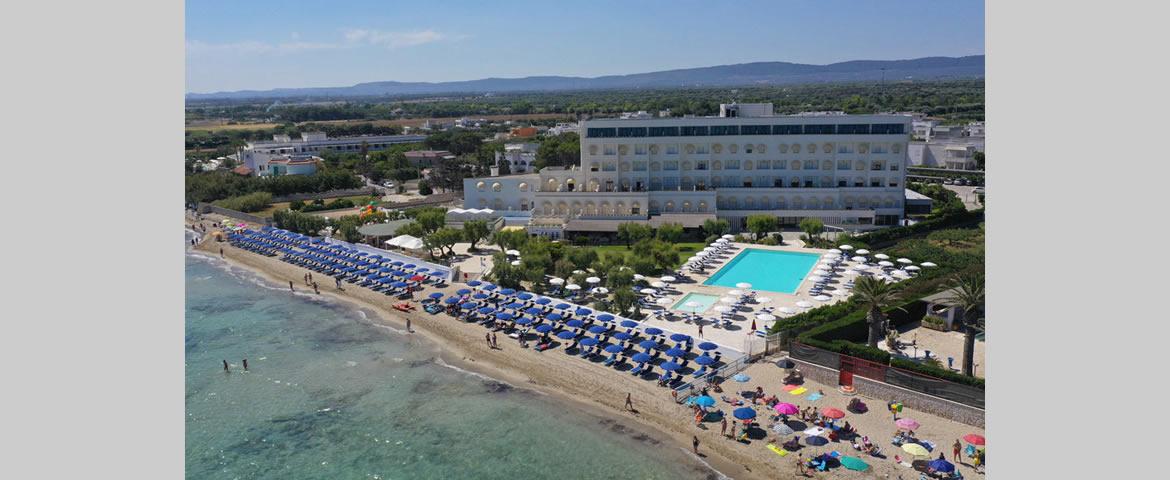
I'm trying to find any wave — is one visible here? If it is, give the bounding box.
[679,448,732,480]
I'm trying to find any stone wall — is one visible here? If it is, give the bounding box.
[788,357,985,428]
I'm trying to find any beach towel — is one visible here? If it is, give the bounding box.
[782,384,798,391]
[806,393,823,402]
[789,387,808,395]
[766,444,789,457]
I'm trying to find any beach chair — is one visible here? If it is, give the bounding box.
[692,365,708,378]
[603,353,617,366]
[630,363,644,375]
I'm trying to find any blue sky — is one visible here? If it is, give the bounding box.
[186,0,984,93]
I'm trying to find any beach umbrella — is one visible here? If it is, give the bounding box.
[920,262,938,268]
[774,403,799,415]
[460,302,477,310]
[732,407,757,420]
[644,327,664,336]
[547,313,563,321]
[821,408,846,420]
[565,284,581,291]
[631,352,652,363]
[897,258,913,264]
[525,307,543,316]
[665,347,687,357]
[445,297,460,304]
[604,344,624,354]
[902,443,929,457]
[580,337,599,347]
[928,459,955,473]
[905,265,921,271]
[895,418,921,431]
[728,289,744,297]
[575,307,592,316]
[660,276,676,283]
[456,288,472,295]
[713,305,734,313]
[695,395,716,407]
[874,253,890,260]
[514,317,534,326]
[428,292,444,299]
[613,332,633,341]
[660,361,682,371]
[549,277,565,285]
[620,320,639,328]
[734,282,753,290]
[795,301,813,308]
[855,249,870,255]
[697,342,718,351]
[771,423,795,436]
[535,324,554,333]
[588,325,608,334]
[638,340,660,350]
[878,260,895,267]
[566,319,585,328]
[656,297,674,306]
[593,287,609,295]
[721,234,735,240]
[585,276,601,284]
[505,302,525,310]
[828,248,842,254]
[640,288,657,295]
[651,281,668,288]
[467,280,482,287]
[814,295,832,301]
[732,373,750,382]
[756,297,772,304]
[839,245,854,251]
[669,333,690,342]
[478,306,496,315]
[840,456,869,472]
[963,434,986,446]
[496,312,514,320]
[695,355,715,366]
[756,313,776,322]
[534,297,552,305]
[517,292,534,300]
[803,426,826,436]
[505,249,521,256]
[499,288,516,295]
[556,330,576,340]
[473,293,489,300]
[804,435,828,446]
[596,314,615,322]
[483,284,498,291]
[719,296,738,304]
[633,274,645,281]
[850,256,867,263]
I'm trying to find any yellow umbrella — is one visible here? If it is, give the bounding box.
[901,443,929,456]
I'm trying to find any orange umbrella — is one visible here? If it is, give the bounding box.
[822,407,846,419]
[963,434,985,445]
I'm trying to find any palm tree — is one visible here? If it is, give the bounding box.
[943,274,985,376]
[852,276,901,347]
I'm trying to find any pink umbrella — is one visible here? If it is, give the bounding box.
[895,418,921,431]
[774,403,799,415]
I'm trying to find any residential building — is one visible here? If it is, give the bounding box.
[463,103,912,236]
[404,150,455,167]
[908,139,984,170]
[240,131,425,173]
[495,143,538,173]
[265,155,320,176]
[547,122,580,136]
[510,126,538,138]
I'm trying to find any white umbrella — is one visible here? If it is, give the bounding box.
[684,300,704,308]
[585,276,601,284]
[640,288,657,295]
[814,268,831,274]
[878,260,895,267]
[850,256,867,263]
[905,265,921,271]
[804,426,827,436]
[897,258,913,265]
[844,269,859,276]
[593,287,609,295]
[709,242,723,248]
[565,284,581,291]
[814,295,832,301]
[822,253,840,260]
[660,276,676,283]
[721,234,735,240]
[688,256,704,263]
[656,297,674,305]
[795,301,813,308]
[701,247,716,253]
[839,245,854,251]
[828,248,842,254]
[778,307,796,314]
[728,289,744,297]
[715,238,729,244]
[808,275,826,283]
[735,282,752,289]
[549,277,565,285]
[892,269,910,277]
[921,262,938,268]
[713,305,734,313]
[510,260,521,266]
[633,274,645,281]
[719,296,738,304]
[874,253,890,260]
[855,249,870,255]
[505,249,521,256]
[756,297,772,304]
[756,313,776,322]
[852,264,870,271]
[572,269,585,275]
[651,281,668,288]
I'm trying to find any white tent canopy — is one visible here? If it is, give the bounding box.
[385,234,425,250]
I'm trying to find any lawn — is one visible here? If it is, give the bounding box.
[252,195,381,219]
[582,242,706,269]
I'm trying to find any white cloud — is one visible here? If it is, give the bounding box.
[186,39,339,55]
[343,28,461,49]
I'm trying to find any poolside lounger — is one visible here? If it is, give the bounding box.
[630,363,644,375]
[603,353,617,366]
[692,366,708,378]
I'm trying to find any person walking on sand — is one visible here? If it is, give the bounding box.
[289,281,294,292]
[406,318,412,333]
[486,332,492,348]
[243,359,248,371]
[953,439,962,462]
[492,332,498,349]
[624,393,634,411]
[692,435,700,455]
[313,282,320,294]
[697,323,704,338]
[721,416,728,437]
[222,360,229,372]
[335,277,343,290]
[220,247,224,258]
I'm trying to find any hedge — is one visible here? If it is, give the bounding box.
[212,191,272,213]
[890,357,985,388]
[855,209,984,248]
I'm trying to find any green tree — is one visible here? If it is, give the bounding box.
[488,252,524,289]
[417,179,433,196]
[799,218,825,244]
[606,268,634,290]
[616,222,653,248]
[395,221,426,238]
[746,214,779,239]
[566,248,599,271]
[942,274,986,376]
[492,229,528,252]
[656,222,684,243]
[611,286,638,315]
[535,132,580,169]
[416,210,446,234]
[972,151,985,170]
[429,227,462,257]
[462,220,490,250]
[702,218,730,238]
[851,276,902,348]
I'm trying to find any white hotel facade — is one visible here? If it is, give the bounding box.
[463,104,911,235]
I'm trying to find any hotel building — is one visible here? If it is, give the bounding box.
[240,132,426,175]
[463,103,911,236]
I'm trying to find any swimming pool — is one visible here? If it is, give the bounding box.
[672,293,720,313]
[703,248,821,294]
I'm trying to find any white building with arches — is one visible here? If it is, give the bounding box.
[463,104,911,234]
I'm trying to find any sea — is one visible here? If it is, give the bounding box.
[185,243,725,479]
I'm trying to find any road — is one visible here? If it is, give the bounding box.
[944,185,984,210]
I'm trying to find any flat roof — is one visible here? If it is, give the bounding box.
[904,189,933,201]
[357,219,413,237]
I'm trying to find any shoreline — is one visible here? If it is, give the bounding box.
[186,224,776,478]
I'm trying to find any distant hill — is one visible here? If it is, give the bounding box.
[187,55,984,101]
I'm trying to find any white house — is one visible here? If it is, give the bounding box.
[495,143,538,173]
[240,131,425,174]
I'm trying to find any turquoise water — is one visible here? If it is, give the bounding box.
[672,293,719,313]
[186,253,722,480]
[703,248,821,294]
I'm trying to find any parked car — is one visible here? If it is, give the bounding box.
[944,178,955,185]
[382,181,396,188]
[957,178,968,186]
[973,187,985,195]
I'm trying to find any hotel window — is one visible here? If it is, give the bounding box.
[664,161,679,171]
[804,124,835,135]
[587,127,617,138]
[741,125,770,135]
[837,160,851,170]
[648,126,679,137]
[757,160,770,169]
[870,179,882,187]
[666,144,679,155]
[790,179,801,188]
[680,126,709,136]
[854,179,865,187]
[838,179,848,187]
[604,145,617,155]
[726,159,740,170]
[634,144,648,155]
[872,144,888,154]
[804,179,815,188]
[837,124,870,135]
[889,163,899,171]
[617,127,647,137]
[590,162,600,172]
[889,180,899,187]
[633,161,647,171]
[603,162,617,172]
[696,145,709,154]
[744,144,754,154]
[774,178,784,187]
[710,125,739,136]
[790,160,801,170]
[838,144,854,154]
[871,161,883,170]
[775,160,786,170]
[803,160,817,170]
[695,160,708,170]
[772,124,803,135]
[871,124,905,135]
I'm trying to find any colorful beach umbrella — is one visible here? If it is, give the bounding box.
[928,459,955,473]
[774,403,799,415]
[963,434,986,445]
[732,373,750,382]
[771,423,795,436]
[840,456,869,472]
[695,396,716,407]
[821,408,846,420]
[901,443,929,457]
[732,407,757,420]
[895,418,921,431]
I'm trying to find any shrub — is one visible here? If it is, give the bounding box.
[212,191,272,213]
[289,200,305,211]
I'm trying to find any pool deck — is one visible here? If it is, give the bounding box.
[636,240,854,353]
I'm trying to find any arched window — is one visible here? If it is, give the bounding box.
[492,182,502,192]
[518,182,529,192]
[476,181,486,191]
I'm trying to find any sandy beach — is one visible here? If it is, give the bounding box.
[187,214,984,479]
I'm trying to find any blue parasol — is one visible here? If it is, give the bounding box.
[575,308,593,316]
[588,325,608,334]
[613,332,633,341]
[445,297,460,304]
[660,361,682,371]
[456,288,472,295]
[499,288,516,295]
[631,352,652,363]
[669,333,691,342]
[467,280,482,287]
[515,317,534,326]
[428,292,444,299]
[556,330,576,340]
[461,302,477,310]
[546,313,563,321]
[506,302,525,310]
[639,340,659,350]
[482,284,498,291]
[554,303,571,310]
[620,320,639,328]
[517,292,534,300]
[697,342,719,351]
[478,307,495,315]
[644,327,664,336]
[580,337,599,347]
[473,293,489,300]
[695,396,716,407]
[665,347,687,357]
[535,324,554,333]
[596,314,615,322]
[733,407,757,420]
[525,307,543,316]
[927,459,955,473]
[566,319,585,328]
[534,298,551,305]
[733,373,751,382]
[604,344,624,354]
[695,355,716,366]
[496,312,514,320]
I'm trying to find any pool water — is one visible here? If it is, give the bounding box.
[703,248,821,294]
[672,293,719,313]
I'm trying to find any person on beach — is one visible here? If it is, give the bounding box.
[406,318,412,333]
[220,247,224,258]
[486,332,492,348]
[243,359,248,371]
[313,282,320,294]
[335,277,343,290]
[289,281,294,292]
[222,360,229,372]
[692,435,700,455]
[694,408,704,426]
[492,332,498,349]
[953,439,962,462]
[796,454,808,477]
[624,393,633,411]
[720,416,728,437]
[697,323,703,338]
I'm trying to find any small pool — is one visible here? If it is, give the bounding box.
[672,293,719,313]
[703,248,821,294]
